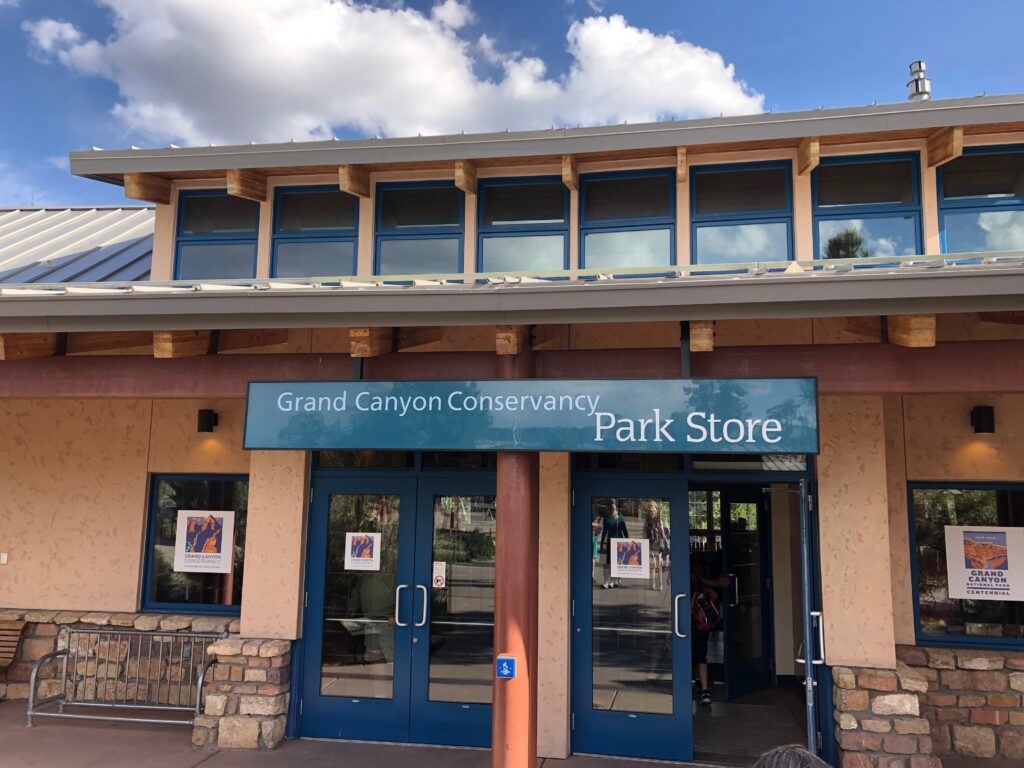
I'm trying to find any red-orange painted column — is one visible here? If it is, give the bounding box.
[493,349,539,768]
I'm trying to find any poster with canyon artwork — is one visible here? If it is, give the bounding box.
[944,525,1024,601]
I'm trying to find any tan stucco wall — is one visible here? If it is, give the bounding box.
[817,395,897,669]
[240,450,310,640]
[147,399,250,473]
[537,452,571,760]
[883,396,915,646]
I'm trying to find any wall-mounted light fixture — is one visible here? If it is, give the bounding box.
[970,405,995,434]
[197,409,219,433]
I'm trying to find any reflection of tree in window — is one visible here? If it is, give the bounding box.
[824,227,871,259]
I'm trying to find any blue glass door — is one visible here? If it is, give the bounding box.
[571,477,693,761]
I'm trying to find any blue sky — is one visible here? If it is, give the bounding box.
[2,0,1023,207]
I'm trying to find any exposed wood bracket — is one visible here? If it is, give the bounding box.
[886,314,936,348]
[496,325,529,356]
[926,126,963,168]
[531,324,570,351]
[689,320,714,353]
[124,173,172,205]
[561,155,578,191]
[226,169,267,203]
[0,333,62,361]
[339,165,371,198]
[676,147,688,183]
[454,160,478,196]
[798,137,820,176]
[218,329,289,352]
[67,331,153,355]
[397,326,444,352]
[350,327,394,358]
[153,330,214,359]
[840,316,883,343]
[979,311,1024,326]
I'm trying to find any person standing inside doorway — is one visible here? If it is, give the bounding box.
[643,500,670,591]
[600,499,628,589]
[691,567,730,706]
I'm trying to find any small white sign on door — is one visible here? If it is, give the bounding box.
[432,561,447,589]
[344,532,381,571]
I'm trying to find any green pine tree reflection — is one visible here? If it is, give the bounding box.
[824,227,872,259]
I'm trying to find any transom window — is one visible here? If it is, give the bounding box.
[375,182,463,276]
[175,190,259,279]
[691,162,792,265]
[477,178,568,273]
[580,170,674,270]
[939,146,1024,255]
[812,154,921,260]
[272,186,359,278]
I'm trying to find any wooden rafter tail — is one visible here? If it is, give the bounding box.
[0,333,62,361]
[926,126,963,168]
[798,137,820,176]
[124,173,172,205]
[676,146,688,183]
[561,155,578,191]
[454,160,477,196]
[153,330,214,359]
[349,327,394,358]
[495,325,529,356]
[689,320,714,353]
[886,314,936,348]
[339,165,371,199]
[226,169,267,203]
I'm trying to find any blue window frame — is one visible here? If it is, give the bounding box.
[691,160,792,265]
[938,145,1024,255]
[908,481,1024,650]
[476,176,568,273]
[374,181,464,276]
[141,473,249,615]
[812,153,921,260]
[174,189,259,280]
[579,168,675,270]
[271,185,359,277]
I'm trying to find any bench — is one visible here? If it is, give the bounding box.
[27,627,223,727]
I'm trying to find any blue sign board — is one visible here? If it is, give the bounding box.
[496,655,517,680]
[244,378,818,454]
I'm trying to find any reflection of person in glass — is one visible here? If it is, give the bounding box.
[600,500,628,589]
[691,565,730,707]
[591,519,602,584]
[643,500,670,591]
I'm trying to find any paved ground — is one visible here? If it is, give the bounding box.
[0,701,726,768]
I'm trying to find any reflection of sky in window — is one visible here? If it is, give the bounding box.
[694,222,787,264]
[944,210,1024,254]
[480,235,564,272]
[378,238,460,275]
[583,229,671,269]
[817,216,917,259]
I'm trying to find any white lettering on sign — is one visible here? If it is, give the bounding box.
[685,412,783,444]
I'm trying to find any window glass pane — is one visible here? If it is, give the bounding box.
[274,241,355,277]
[574,453,683,471]
[316,451,413,469]
[379,187,461,229]
[942,152,1024,200]
[913,487,1024,640]
[694,222,788,264]
[480,235,564,272]
[148,477,248,607]
[421,451,497,470]
[691,454,808,472]
[377,238,460,275]
[584,175,672,221]
[277,190,357,232]
[180,194,259,234]
[482,183,565,226]
[583,228,671,269]
[944,209,1024,254]
[688,490,722,563]
[694,167,787,215]
[177,243,256,279]
[817,216,918,259]
[816,160,914,207]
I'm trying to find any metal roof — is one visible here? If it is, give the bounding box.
[70,94,1024,181]
[0,207,154,284]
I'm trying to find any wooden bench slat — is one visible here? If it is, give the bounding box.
[0,620,27,630]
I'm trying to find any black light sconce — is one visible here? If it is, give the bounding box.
[970,405,995,434]
[197,409,219,433]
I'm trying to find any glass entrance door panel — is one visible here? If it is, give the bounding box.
[571,478,692,762]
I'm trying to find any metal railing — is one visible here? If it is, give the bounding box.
[26,628,224,727]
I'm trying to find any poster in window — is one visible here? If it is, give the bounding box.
[944,525,1024,601]
[344,532,382,572]
[173,510,235,573]
[609,537,650,579]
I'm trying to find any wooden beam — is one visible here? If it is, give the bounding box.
[561,155,578,191]
[124,173,171,205]
[798,137,820,176]
[927,126,963,168]
[0,333,61,361]
[840,316,883,343]
[689,320,714,353]
[67,331,153,355]
[454,160,477,196]
[349,327,394,358]
[886,314,936,348]
[218,328,289,352]
[153,330,214,359]
[496,325,529,356]
[397,326,444,352]
[978,311,1024,326]
[531,324,570,351]
[226,169,267,203]
[676,146,688,183]
[339,165,371,198]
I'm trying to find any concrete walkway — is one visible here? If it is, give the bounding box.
[0,701,722,768]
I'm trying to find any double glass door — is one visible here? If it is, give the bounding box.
[301,474,496,747]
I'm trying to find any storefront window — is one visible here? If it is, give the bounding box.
[911,484,1024,645]
[175,190,259,279]
[580,170,674,269]
[143,475,249,613]
[939,147,1024,254]
[478,178,567,272]
[272,186,359,277]
[375,183,463,275]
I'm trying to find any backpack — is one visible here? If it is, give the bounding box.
[690,587,722,631]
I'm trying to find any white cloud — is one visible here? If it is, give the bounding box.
[46,155,70,171]
[22,1,764,146]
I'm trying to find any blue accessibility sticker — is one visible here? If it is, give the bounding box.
[495,655,517,679]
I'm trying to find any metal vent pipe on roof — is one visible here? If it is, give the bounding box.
[907,60,932,101]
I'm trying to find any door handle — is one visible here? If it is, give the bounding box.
[812,611,825,665]
[394,584,409,627]
[415,584,429,627]
[673,593,688,639]
[729,573,739,607]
